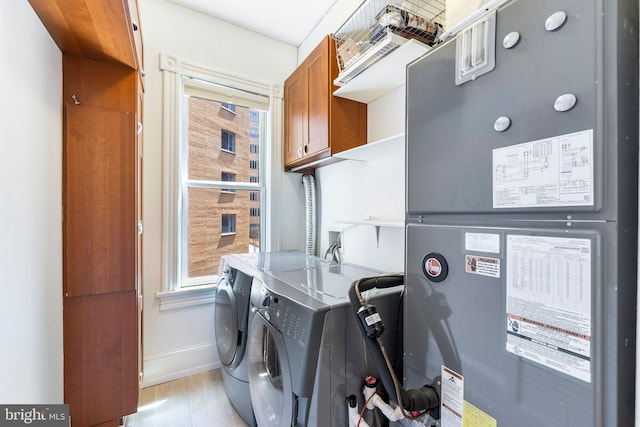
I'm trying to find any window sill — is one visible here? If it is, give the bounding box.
[156,285,216,311]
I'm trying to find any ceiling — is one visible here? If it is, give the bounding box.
[167,0,339,46]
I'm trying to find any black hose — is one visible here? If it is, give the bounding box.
[348,276,405,403]
[349,275,440,417]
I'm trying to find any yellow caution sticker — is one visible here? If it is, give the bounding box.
[463,401,497,427]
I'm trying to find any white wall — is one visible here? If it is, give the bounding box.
[139,0,298,386]
[446,0,492,29]
[294,2,410,273]
[0,1,63,403]
[315,87,406,272]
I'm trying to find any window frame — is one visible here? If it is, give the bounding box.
[221,129,236,153]
[158,53,284,310]
[221,213,237,235]
[221,102,236,113]
[221,171,237,194]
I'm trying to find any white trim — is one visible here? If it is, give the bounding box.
[160,51,284,293]
[160,52,282,100]
[156,285,216,311]
[266,95,283,252]
[161,69,183,295]
[142,341,220,388]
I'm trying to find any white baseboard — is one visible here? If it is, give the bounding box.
[141,341,221,388]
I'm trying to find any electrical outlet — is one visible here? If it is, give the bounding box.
[328,230,343,254]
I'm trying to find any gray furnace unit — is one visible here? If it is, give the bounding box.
[404,0,638,426]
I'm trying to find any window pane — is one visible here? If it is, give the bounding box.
[221,172,236,193]
[222,214,236,233]
[187,97,259,181]
[221,130,236,152]
[183,92,265,287]
[221,102,236,113]
[187,187,261,279]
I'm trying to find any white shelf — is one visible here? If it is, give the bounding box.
[335,217,404,228]
[335,216,404,247]
[333,39,431,104]
[334,133,404,161]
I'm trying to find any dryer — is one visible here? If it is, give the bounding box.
[215,263,255,426]
[246,263,403,427]
[214,252,331,426]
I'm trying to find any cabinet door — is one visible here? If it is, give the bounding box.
[284,67,307,166]
[305,37,330,157]
[64,291,139,426]
[64,104,136,297]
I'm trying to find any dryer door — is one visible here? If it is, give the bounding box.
[214,277,239,367]
[247,310,294,427]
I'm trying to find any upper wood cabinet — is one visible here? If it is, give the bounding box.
[284,35,367,172]
[28,0,143,72]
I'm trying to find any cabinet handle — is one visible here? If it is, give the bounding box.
[304,144,308,154]
[297,147,303,157]
[138,221,143,235]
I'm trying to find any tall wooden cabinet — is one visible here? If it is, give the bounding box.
[28,1,143,425]
[284,35,367,171]
[62,56,142,426]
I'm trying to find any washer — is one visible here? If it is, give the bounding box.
[214,252,332,426]
[215,264,256,426]
[246,263,403,427]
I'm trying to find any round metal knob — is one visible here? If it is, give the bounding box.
[545,11,567,31]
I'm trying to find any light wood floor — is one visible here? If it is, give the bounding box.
[126,369,249,427]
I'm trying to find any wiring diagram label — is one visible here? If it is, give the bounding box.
[441,366,464,427]
[505,235,592,382]
[492,129,593,208]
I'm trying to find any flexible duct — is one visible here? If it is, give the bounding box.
[302,174,317,255]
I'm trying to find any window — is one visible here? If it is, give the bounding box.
[221,103,236,113]
[249,160,258,170]
[221,130,236,153]
[250,208,260,217]
[221,172,236,193]
[221,214,236,234]
[249,128,259,138]
[250,144,259,154]
[159,52,282,299]
[249,223,260,240]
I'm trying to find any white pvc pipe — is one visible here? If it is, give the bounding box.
[369,394,404,422]
[348,402,370,427]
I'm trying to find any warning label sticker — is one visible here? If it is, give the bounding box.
[465,255,500,278]
[441,366,464,427]
[493,129,594,208]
